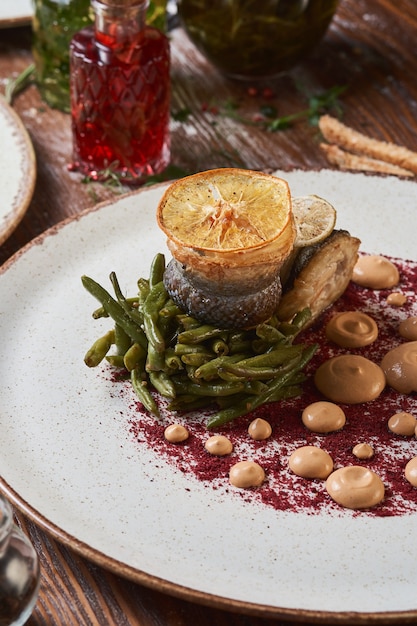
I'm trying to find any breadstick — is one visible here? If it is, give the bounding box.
[320,142,414,177]
[319,114,417,175]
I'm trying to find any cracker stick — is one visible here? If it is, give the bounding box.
[319,114,417,175]
[320,142,414,177]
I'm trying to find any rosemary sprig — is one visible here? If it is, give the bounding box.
[5,64,36,105]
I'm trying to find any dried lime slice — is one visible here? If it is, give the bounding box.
[292,195,337,247]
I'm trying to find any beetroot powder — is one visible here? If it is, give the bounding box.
[110,255,417,517]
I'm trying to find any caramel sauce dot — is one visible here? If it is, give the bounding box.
[325,311,378,348]
[229,461,265,488]
[386,292,407,307]
[387,411,417,436]
[248,417,272,440]
[405,457,417,487]
[351,255,400,289]
[314,355,386,404]
[381,341,417,394]
[399,316,417,341]
[302,401,346,433]
[326,466,385,509]
[352,443,374,460]
[289,445,333,479]
[164,424,189,443]
[204,435,233,456]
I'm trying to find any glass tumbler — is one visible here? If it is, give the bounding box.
[0,494,40,626]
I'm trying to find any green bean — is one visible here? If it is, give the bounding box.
[131,367,159,416]
[92,306,109,319]
[255,322,286,344]
[84,329,115,367]
[180,352,214,367]
[110,272,144,325]
[216,369,244,382]
[185,364,198,381]
[207,345,317,428]
[160,302,183,318]
[83,256,317,429]
[142,281,168,353]
[158,309,177,345]
[279,307,312,336]
[244,380,269,394]
[146,342,166,372]
[93,296,139,320]
[164,348,183,371]
[259,345,317,403]
[123,342,146,371]
[220,363,291,380]
[251,339,270,354]
[105,354,126,368]
[149,370,176,399]
[114,323,132,356]
[137,277,150,304]
[211,338,229,356]
[268,384,302,403]
[168,396,213,411]
[174,378,245,397]
[149,252,166,288]
[194,353,245,380]
[285,371,307,386]
[82,275,147,349]
[176,314,200,330]
[177,324,226,345]
[228,339,252,354]
[174,343,213,356]
[234,344,303,368]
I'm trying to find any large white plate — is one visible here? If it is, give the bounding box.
[0,97,36,245]
[1,170,417,623]
[0,0,32,27]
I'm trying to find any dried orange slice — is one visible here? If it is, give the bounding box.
[157,168,293,254]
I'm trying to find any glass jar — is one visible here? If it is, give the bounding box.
[32,0,93,112]
[177,0,340,79]
[69,0,170,184]
[0,494,40,626]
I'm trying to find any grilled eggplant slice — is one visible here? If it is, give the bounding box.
[277,230,361,324]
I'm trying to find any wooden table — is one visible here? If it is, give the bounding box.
[1,1,417,623]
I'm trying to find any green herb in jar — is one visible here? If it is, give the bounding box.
[32,0,93,112]
[177,0,340,79]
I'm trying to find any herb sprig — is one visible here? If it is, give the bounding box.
[4,64,36,105]
[265,85,346,131]
[179,84,346,133]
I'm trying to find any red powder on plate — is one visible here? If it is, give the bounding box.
[109,255,417,517]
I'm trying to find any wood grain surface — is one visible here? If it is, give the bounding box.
[1,1,417,624]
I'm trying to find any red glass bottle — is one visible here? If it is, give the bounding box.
[69,0,170,184]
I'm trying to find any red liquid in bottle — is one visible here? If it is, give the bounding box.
[70,2,170,184]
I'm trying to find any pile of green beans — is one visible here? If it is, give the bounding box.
[82,253,317,429]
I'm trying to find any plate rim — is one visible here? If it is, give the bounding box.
[0,0,32,28]
[2,472,417,625]
[0,96,36,246]
[1,171,417,624]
